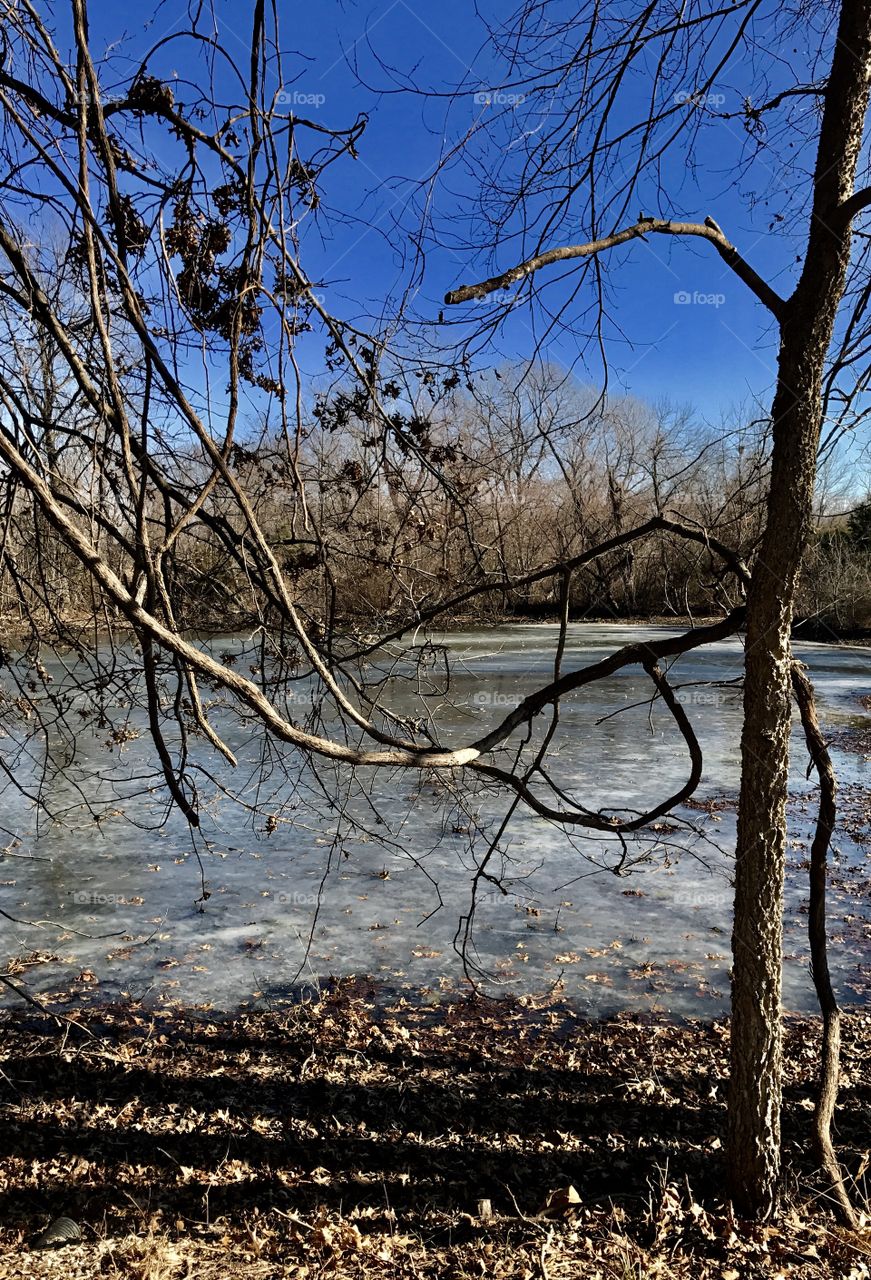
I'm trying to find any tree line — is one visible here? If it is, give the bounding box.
[2,363,868,641]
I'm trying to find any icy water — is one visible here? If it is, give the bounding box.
[1,624,869,1017]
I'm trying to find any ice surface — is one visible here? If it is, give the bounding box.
[1,624,868,1017]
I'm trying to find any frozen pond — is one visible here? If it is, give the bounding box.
[1,623,870,1017]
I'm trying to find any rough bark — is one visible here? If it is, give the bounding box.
[439,0,871,1222]
[726,0,871,1219]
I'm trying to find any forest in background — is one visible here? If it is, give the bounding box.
[3,359,870,644]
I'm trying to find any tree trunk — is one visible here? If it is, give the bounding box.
[727,0,871,1219]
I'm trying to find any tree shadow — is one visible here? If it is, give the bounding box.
[1,997,868,1241]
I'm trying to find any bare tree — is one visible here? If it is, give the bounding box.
[1,0,868,1228]
[433,0,871,1220]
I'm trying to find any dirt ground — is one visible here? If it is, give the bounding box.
[2,987,871,1279]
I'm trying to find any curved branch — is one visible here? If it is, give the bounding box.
[791,659,857,1229]
[471,653,705,830]
[444,217,786,320]
[835,184,871,228]
[470,608,745,755]
[0,425,481,769]
[467,612,743,827]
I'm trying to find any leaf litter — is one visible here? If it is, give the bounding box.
[0,982,870,1278]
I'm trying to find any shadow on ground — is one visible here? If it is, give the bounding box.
[1,983,870,1276]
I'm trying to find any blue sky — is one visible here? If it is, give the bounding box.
[83,0,834,423]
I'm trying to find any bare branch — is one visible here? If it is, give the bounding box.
[791,660,857,1229]
[445,217,786,320]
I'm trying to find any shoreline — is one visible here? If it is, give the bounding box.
[2,611,870,652]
